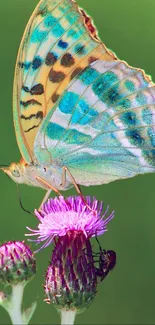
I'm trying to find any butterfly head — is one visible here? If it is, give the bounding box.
[1,159,27,184]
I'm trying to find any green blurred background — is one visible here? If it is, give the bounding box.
[0,0,155,324]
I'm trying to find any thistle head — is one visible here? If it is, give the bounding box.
[27,196,116,315]
[0,241,36,285]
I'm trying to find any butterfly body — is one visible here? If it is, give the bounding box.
[2,0,155,194]
[3,161,72,191]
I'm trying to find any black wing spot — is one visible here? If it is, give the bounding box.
[21,111,43,121]
[51,93,60,103]
[61,53,75,67]
[45,52,57,66]
[70,68,83,80]
[20,99,42,108]
[22,86,29,93]
[49,69,65,83]
[24,124,40,133]
[30,83,44,95]
[22,111,43,133]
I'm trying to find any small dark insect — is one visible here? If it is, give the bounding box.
[95,237,116,281]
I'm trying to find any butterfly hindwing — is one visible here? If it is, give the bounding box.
[13,0,115,164]
[34,59,155,185]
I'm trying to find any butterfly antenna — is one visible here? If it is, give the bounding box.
[16,185,34,216]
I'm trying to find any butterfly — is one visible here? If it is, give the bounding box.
[2,0,155,205]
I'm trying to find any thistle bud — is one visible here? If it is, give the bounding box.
[0,241,36,285]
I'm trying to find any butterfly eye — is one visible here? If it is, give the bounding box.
[11,166,20,178]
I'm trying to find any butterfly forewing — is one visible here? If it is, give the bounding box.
[13,0,116,164]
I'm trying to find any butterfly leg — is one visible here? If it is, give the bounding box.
[62,166,82,195]
[62,166,96,213]
[41,189,52,206]
[35,176,62,208]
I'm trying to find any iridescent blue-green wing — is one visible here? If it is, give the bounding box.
[13,0,115,164]
[34,59,155,185]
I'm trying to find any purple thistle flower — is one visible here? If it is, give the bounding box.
[26,196,114,251]
[0,241,36,285]
[26,196,116,316]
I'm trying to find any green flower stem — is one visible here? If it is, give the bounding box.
[61,310,76,325]
[8,284,25,325]
[0,284,37,324]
